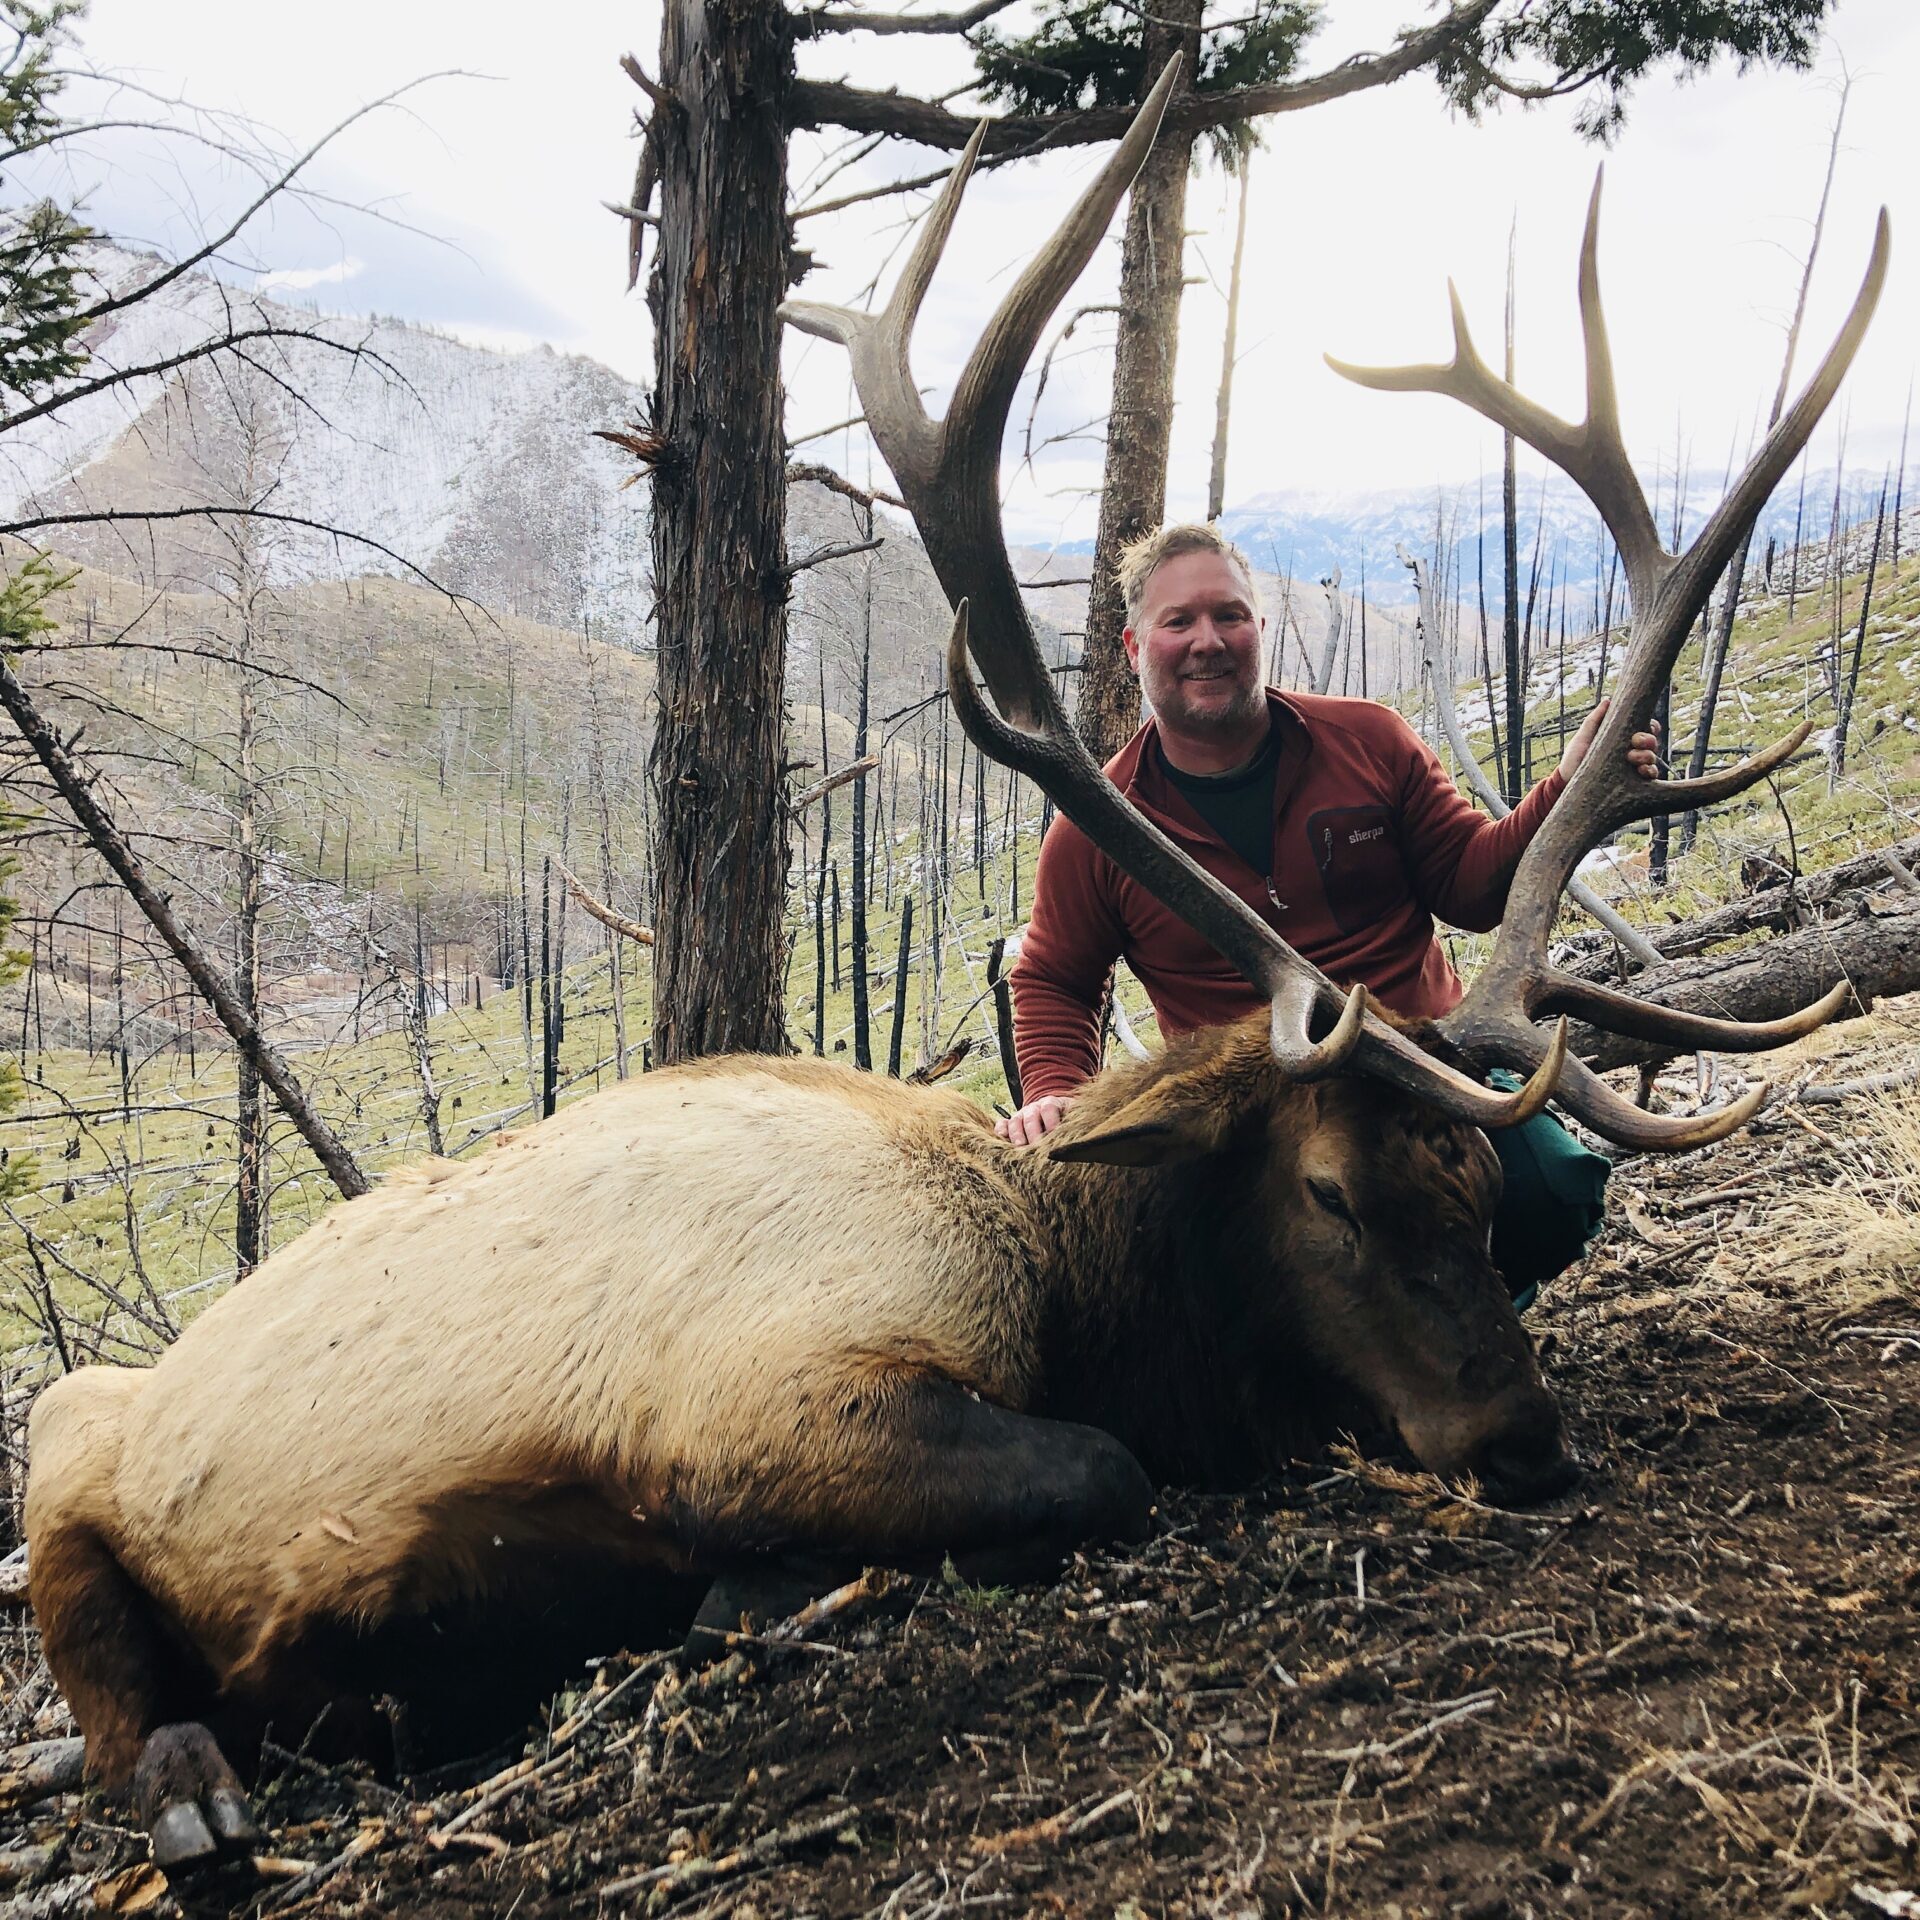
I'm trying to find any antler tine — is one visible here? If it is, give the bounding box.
[1325,183,1664,586]
[787,60,1181,730]
[1660,206,1892,656]
[889,116,993,345]
[951,54,1182,436]
[1271,978,1366,1079]
[1617,718,1812,820]
[1537,1046,1769,1152]
[783,126,1003,501]
[1572,169,1664,584]
[930,56,1181,724]
[1537,972,1855,1053]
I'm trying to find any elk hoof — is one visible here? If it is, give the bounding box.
[206,1786,262,1848]
[149,1799,219,1873]
[133,1722,260,1876]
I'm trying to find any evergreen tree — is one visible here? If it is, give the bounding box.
[1,2,91,409]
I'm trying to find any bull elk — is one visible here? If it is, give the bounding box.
[25,62,1886,1876]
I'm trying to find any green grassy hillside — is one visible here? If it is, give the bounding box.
[5,531,1918,1368]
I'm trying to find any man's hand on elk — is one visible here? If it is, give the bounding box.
[1557,698,1660,784]
[996,1093,1075,1145]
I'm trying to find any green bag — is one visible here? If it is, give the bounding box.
[1486,1071,1611,1311]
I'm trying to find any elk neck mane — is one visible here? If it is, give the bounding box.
[993,1017,1359,1484]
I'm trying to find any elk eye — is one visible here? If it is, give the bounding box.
[1309,1180,1358,1229]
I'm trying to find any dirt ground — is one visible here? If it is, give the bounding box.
[3,1042,1918,1919]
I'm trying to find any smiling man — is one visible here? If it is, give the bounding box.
[1000,521,1660,1305]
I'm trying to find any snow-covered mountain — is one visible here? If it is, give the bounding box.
[1,247,655,635]
[1215,467,1897,609]
[27,246,1881,687]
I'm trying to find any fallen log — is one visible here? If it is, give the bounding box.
[1568,899,1920,1074]
[1562,834,1920,975]
[0,1738,84,1816]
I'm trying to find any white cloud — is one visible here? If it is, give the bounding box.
[254,256,366,294]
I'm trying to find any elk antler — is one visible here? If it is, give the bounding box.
[1330,172,1888,1149]
[787,61,1567,1138]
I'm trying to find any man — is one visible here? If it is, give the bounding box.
[998,522,1659,1306]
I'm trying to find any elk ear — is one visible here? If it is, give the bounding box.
[1047,1083,1235,1167]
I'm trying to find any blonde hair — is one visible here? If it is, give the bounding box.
[1118,523,1261,624]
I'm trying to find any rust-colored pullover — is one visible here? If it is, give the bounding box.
[1012,688,1565,1101]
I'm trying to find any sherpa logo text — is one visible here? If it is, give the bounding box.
[1348,825,1386,845]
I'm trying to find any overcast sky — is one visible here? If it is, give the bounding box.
[60,0,1920,549]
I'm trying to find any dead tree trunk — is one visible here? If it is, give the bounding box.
[410,902,445,1155]
[1569,901,1920,1074]
[647,0,795,1062]
[1832,475,1888,781]
[1205,152,1253,524]
[233,650,266,1273]
[1313,567,1344,695]
[1075,0,1204,762]
[887,895,914,1078]
[0,655,368,1199]
[844,529,867,1067]
[1501,219,1524,807]
[1562,832,1920,973]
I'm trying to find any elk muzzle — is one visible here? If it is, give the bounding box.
[1394,1340,1579,1506]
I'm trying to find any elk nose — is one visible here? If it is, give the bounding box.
[1473,1400,1580,1506]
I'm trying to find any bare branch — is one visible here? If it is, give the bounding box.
[70,75,466,332]
[0,505,465,602]
[790,1,1500,150]
[0,321,407,437]
[0,654,369,1199]
[619,51,677,113]
[803,0,1021,33]
[555,859,654,947]
[785,535,885,577]
[786,460,907,510]
[793,753,881,810]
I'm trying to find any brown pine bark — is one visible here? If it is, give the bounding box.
[647,0,796,1063]
[1076,0,1204,763]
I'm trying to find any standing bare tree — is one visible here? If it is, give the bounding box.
[1677,68,1851,853]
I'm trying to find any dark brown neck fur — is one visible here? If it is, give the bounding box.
[997,1018,1343,1484]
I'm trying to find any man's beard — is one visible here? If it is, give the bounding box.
[1153,670,1266,736]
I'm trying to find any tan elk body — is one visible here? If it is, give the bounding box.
[31,1033,1560,1788]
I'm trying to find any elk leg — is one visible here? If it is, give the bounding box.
[684,1376,1154,1652]
[133,1722,261,1874]
[28,1505,258,1872]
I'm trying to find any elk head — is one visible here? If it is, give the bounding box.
[787,63,1889,1489]
[1050,1016,1573,1502]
